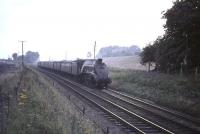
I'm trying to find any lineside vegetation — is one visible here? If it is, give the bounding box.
[0,67,102,134]
[109,68,200,118]
[140,0,200,73]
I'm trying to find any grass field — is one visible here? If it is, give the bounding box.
[0,67,102,134]
[103,56,154,71]
[109,68,200,118]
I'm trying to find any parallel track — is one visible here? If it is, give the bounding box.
[38,68,199,134]
[105,89,200,126]
[99,89,200,133]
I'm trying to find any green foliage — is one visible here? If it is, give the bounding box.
[25,51,39,63]
[110,68,200,117]
[164,0,200,70]
[1,68,102,134]
[140,44,156,65]
[12,53,18,61]
[15,51,40,63]
[141,0,200,73]
[97,45,141,58]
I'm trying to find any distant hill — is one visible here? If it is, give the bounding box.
[97,45,141,58]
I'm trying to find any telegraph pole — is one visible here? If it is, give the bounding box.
[94,41,96,59]
[19,41,26,66]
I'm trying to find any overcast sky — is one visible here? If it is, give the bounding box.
[0,0,173,60]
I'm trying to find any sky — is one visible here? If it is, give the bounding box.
[0,0,173,60]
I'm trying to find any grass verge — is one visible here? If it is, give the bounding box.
[1,67,102,134]
[109,68,200,118]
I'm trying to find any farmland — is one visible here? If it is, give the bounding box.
[103,56,154,70]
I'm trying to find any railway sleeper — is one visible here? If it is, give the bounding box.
[108,118,116,122]
[132,125,162,132]
[142,130,164,134]
[124,129,137,134]
[123,118,141,122]
[135,126,155,130]
[103,114,113,118]
[140,129,162,133]
[129,120,144,124]
[129,121,145,124]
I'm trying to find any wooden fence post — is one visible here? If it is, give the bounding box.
[195,67,198,75]
[82,107,85,116]
[180,63,183,75]
[7,93,10,118]
[148,62,150,72]
[106,127,110,134]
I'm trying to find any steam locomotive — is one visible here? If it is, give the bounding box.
[38,59,111,88]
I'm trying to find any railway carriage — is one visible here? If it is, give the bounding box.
[42,61,49,68]
[61,62,72,74]
[53,62,61,71]
[49,62,54,69]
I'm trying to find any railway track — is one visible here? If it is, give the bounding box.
[38,68,199,134]
[104,89,200,130]
[98,89,200,134]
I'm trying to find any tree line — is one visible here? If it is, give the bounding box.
[12,51,39,63]
[140,0,200,74]
[97,45,141,58]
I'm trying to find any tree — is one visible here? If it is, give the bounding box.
[12,53,18,60]
[140,44,155,64]
[140,0,200,73]
[163,0,200,72]
[17,55,22,62]
[140,44,156,71]
[87,52,92,58]
[25,51,39,63]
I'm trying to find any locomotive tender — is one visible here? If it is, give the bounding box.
[38,59,111,88]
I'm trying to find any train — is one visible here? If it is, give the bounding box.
[38,58,112,88]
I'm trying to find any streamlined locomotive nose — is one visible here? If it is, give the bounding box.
[94,62,111,85]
